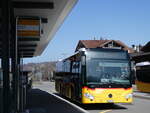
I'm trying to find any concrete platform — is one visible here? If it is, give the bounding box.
[133,85,150,100]
[133,91,150,100]
[26,89,86,113]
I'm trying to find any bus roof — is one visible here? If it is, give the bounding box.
[62,48,128,62]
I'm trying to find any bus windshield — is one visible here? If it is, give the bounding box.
[86,59,130,85]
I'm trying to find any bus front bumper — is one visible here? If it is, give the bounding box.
[82,87,133,104]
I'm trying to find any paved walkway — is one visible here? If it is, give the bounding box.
[26,89,85,113]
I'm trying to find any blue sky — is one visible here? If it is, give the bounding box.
[24,0,150,63]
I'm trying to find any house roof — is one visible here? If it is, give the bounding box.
[75,40,134,53]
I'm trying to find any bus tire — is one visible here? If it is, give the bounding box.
[71,87,74,99]
[68,87,72,98]
[60,85,62,95]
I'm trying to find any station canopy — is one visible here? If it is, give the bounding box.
[0,0,78,57]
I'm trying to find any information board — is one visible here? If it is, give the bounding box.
[17,18,41,37]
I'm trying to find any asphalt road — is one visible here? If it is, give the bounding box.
[33,81,150,113]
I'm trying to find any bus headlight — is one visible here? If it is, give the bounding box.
[84,93,94,100]
[125,94,132,99]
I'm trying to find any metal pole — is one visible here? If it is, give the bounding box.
[1,0,11,113]
[20,57,24,112]
[11,17,19,113]
[17,56,21,112]
[12,17,20,113]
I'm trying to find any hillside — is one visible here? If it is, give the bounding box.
[23,61,56,81]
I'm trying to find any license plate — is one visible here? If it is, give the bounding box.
[107,100,113,103]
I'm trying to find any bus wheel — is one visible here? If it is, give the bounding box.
[60,85,62,95]
[71,87,74,99]
[68,87,72,98]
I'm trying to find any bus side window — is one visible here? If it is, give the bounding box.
[72,61,80,74]
[63,60,71,72]
[75,62,78,73]
[72,62,76,73]
[77,62,81,74]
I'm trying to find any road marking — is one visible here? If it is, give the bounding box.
[51,93,89,113]
[100,110,112,113]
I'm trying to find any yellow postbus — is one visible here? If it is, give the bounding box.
[55,48,133,104]
[135,62,150,92]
